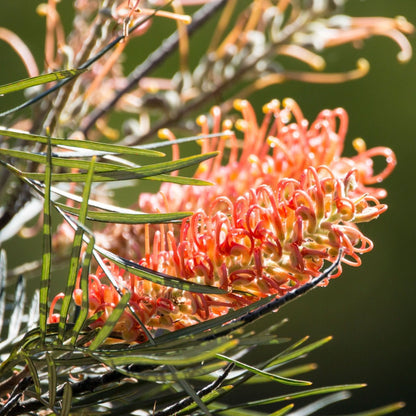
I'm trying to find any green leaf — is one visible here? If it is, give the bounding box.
[23,353,41,396]
[0,69,86,95]
[207,403,269,416]
[292,391,352,415]
[70,235,95,345]
[140,174,213,186]
[94,339,238,367]
[73,382,173,410]
[39,137,52,344]
[216,354,311,387]
[88,292,131,351]
[58,203,192,224]
[141,132,226,150]
[95,245,226,294]
[213,384,366,411]
[0,147,126,169]
[269,404,295,416]
[117,360,226,382]
[0,147,213,186]
[49,185,193,216]
[90,251,155,343]
[0,250,5,334]
[0,127,164,157]
[270,336,333,368]
[58,157,96,342]
[272,363,317,379]
[149,296,274,347]
[19,151,218,182]
[341,402,406,416]
[46,352,57,407]
[176,386,234,416]
[61,382,73,416]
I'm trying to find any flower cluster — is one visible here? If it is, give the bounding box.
[98,98,394,259]
[49,98,395,343]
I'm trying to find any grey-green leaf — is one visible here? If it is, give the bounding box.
[0,127,164,157]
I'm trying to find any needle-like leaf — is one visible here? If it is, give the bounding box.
[0,127,164,157]
[39,136,52,344]
[58,157,96,342]
[0,69,86,95]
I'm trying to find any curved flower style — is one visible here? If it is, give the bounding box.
[98,98,395,259]
[50,98,395,343]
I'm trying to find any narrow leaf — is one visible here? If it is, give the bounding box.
[46,352,57,407]
[58,157,96,342]
[176,386,234,416]
[140,174,213,186]
[23,353,41,396]
[0,69,86,95]
[270,337,333,367]
[273,363,317,379]
[150,296,274,346]
[207,402,266,416]
[0,148,213,186]
[141,132,227,150]
[218,384,366,410]
[270,404,295,416]
[170,370,212,416]
[288,391,351,416]
[0,250,7,333]
[92,251,154,342]
[39,136,52,344]
[117,360,226,382]
[61,382,73,416]
[50,185,195,217]
[341,402,406,416]
[88,292,131,351]
[70,236,94,345]
[58,203,192,224]
[20,152,218,182]
[216,354,311,387]
[96,245,225,294]
[0,127,164,157]
[95,339,238,367]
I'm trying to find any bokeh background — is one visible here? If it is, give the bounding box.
[0,0,415,414]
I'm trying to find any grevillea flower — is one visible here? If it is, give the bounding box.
[97,98,395,258]
[50,98,396,343]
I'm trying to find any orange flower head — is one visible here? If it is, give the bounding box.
[50,98,395,343]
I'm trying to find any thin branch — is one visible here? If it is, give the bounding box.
[81,0,228,135]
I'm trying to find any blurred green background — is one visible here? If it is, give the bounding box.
[0,0,415,414]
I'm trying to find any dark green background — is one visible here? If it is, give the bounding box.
[1,0,415,414]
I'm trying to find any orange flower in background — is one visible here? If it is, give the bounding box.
[49,98,396,343]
